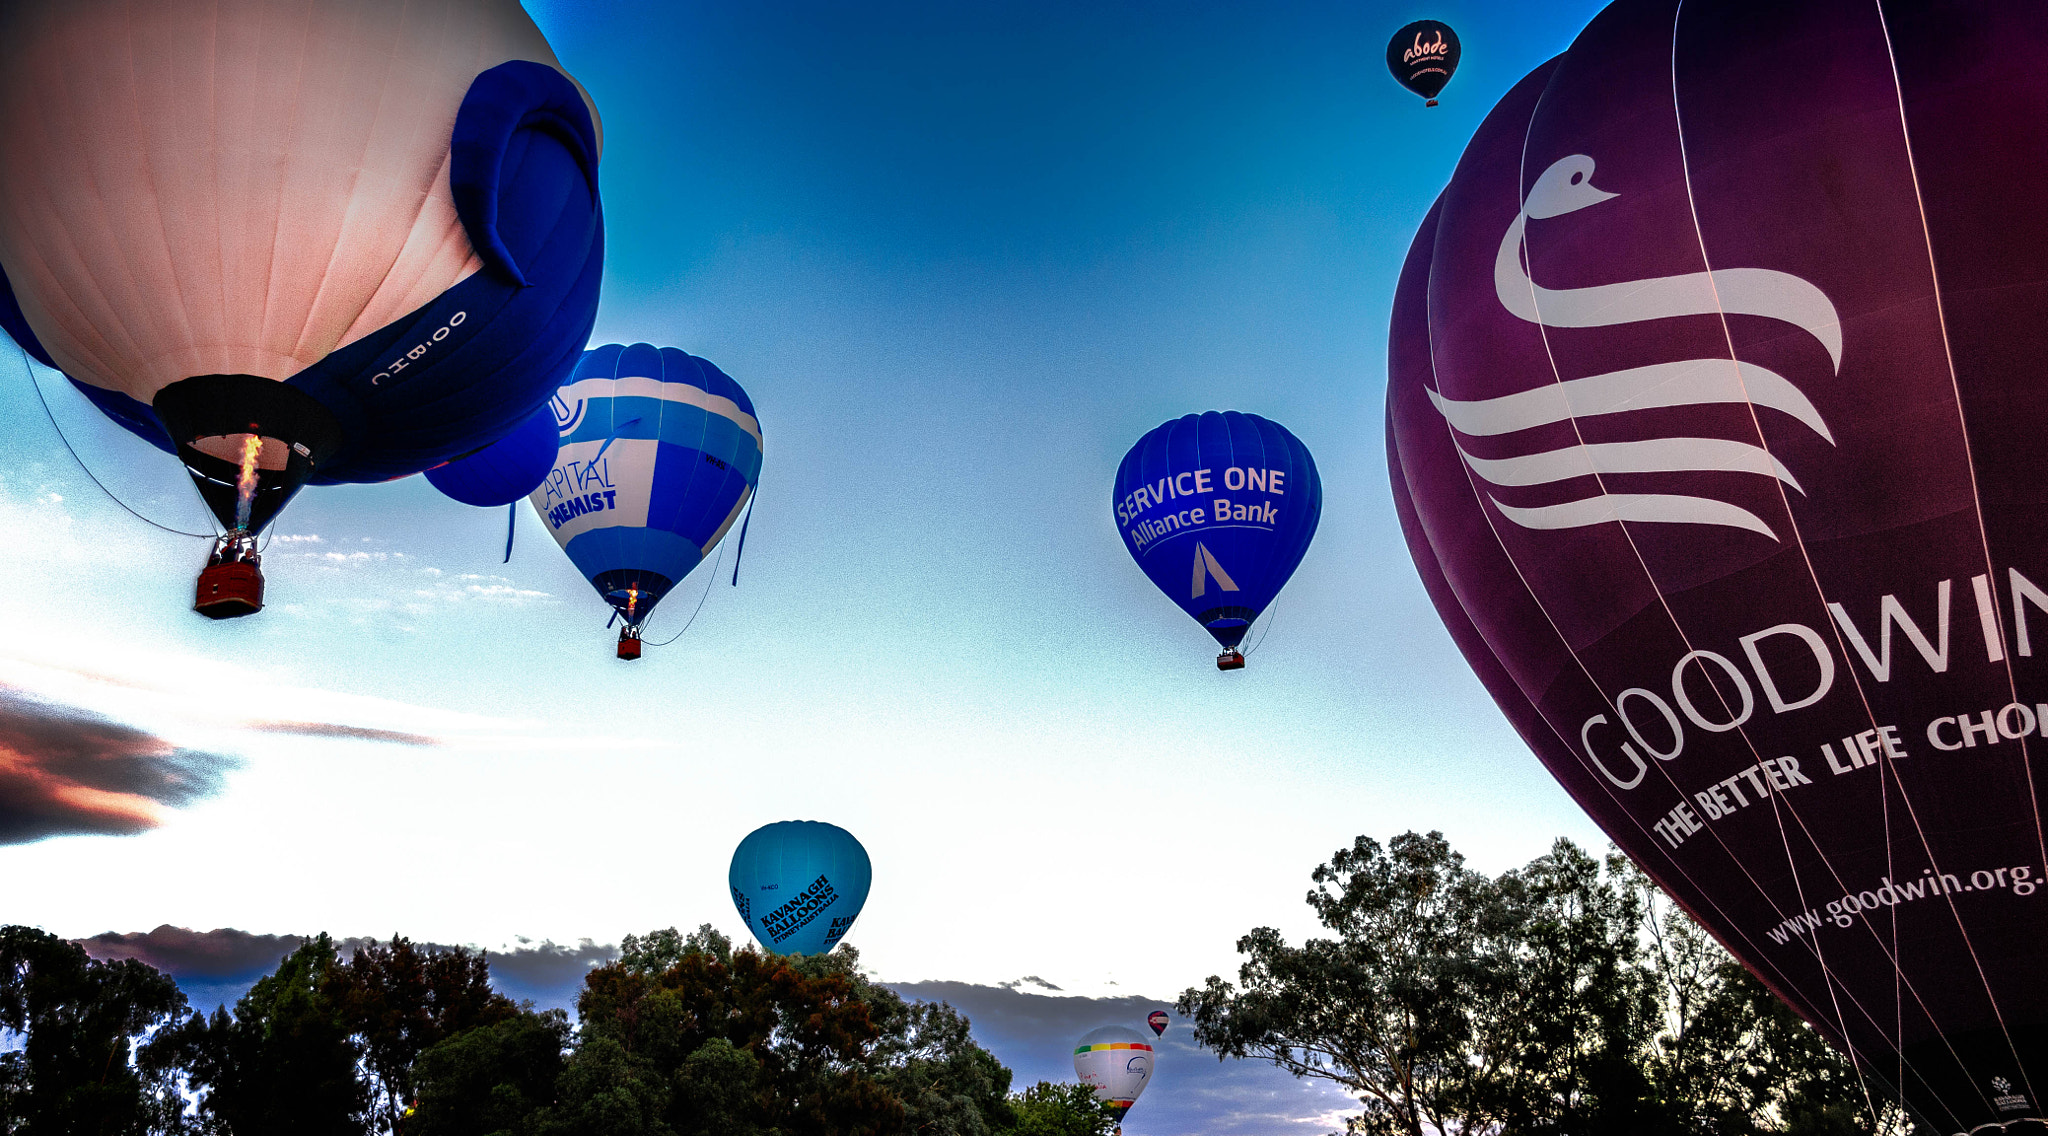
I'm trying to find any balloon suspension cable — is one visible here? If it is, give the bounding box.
[1244,596,1281,656]
[730,483,757,586]
[16,344,214,538]
[645,537,728,648]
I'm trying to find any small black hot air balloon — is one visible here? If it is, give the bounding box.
[1386,20,1460,107]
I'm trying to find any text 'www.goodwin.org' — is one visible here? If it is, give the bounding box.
[1765,863,2041,945]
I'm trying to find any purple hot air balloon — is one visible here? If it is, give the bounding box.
[1387,1,2048,1130]
[1148,1010,1169,1037]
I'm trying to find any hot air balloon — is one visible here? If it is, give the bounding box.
[1074,1025,1153,1132]
[1147,1010,1169,1037]
[530,344,762,659]
[728,821,871,957]
[0,0,603,617]
[1386,20,1460,107]
[1387,1,2048,1129]
[1114,412,1321,669]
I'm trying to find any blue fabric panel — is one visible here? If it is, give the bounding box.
[449,61,600,287]
[563,524,704,589]
[424,401,559,506]
[68,378,175,454]
[645,441,750,546]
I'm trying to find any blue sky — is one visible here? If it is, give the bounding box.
[0,1,1614,1130]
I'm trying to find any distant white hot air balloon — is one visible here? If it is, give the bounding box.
[1073,1025,1152,1131]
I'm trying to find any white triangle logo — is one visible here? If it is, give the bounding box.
[1191,543,1239,599]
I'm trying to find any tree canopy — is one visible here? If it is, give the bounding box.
[0,923,1084,1136]
[1176,832,1907,1136]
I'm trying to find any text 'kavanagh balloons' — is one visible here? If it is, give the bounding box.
[1386,19,1460,106]
[1074,1026,1153,1127]
[729,821,871,957]
[1114,412,1321,669]
[530,344,762,656]
[1387,2,2048,1129]
[0,0,603,614]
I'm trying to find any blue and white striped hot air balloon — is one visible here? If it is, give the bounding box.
[530,344,762,658]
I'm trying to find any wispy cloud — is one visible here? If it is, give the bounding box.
[0,686,237,844]
[243,721,440,746]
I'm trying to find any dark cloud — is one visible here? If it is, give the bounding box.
[0,685,238,844]
[998,974,1063,992]
[77,927,619,1015]
[243,721,439,746]
[479,938,618,1009]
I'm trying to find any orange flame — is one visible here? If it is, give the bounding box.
[232,435,262,531]
[626,584,640,619]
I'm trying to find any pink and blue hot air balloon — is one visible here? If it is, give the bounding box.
[1388,1,2048,1128]
[1114,412,1321,669]
[531,344,762,659]
[0,0,603,618]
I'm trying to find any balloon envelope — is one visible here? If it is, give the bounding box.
[1074,1025,1153,1124]
[1386,19,1460,104]
[1387,1,2048,1128]
[531,344,762,628]
[728,821,871,956]
[426,402,560,507]
[1113,411,1321,652]
[0,0,604,529]
[1147,1010,1169,1037]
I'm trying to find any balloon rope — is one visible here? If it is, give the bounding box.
[1244,596,1281,656]
[730,484,757,586]
[645,538,728,648]
[17,345,213,538]
[503,502,517,563]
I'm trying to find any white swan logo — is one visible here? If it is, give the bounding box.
[1428,154,1844,540]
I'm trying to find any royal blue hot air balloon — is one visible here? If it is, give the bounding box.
[530,344,762,659]
[425,403,561,508]
[1113,412,1321,669]
[0,0,603,618]
[729,821,871,957]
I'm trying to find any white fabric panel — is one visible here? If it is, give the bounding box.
[555,374,765,446]
[536,439,655,546]
[0,0,600,400]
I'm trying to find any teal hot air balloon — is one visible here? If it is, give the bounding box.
[729,821,871,956]
[529,344,762,658]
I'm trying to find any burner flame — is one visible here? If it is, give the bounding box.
[232,435,262,531]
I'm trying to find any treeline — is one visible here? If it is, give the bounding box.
[0,924,1114,1136]
[1177,832,1906,1136]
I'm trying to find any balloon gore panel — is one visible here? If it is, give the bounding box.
[1387,2,2048,1129]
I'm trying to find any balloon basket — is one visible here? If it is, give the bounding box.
[1216,648,1245,671]
[1425,99,1438,107]
[195,560,264,619]
[617,629,642,661]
